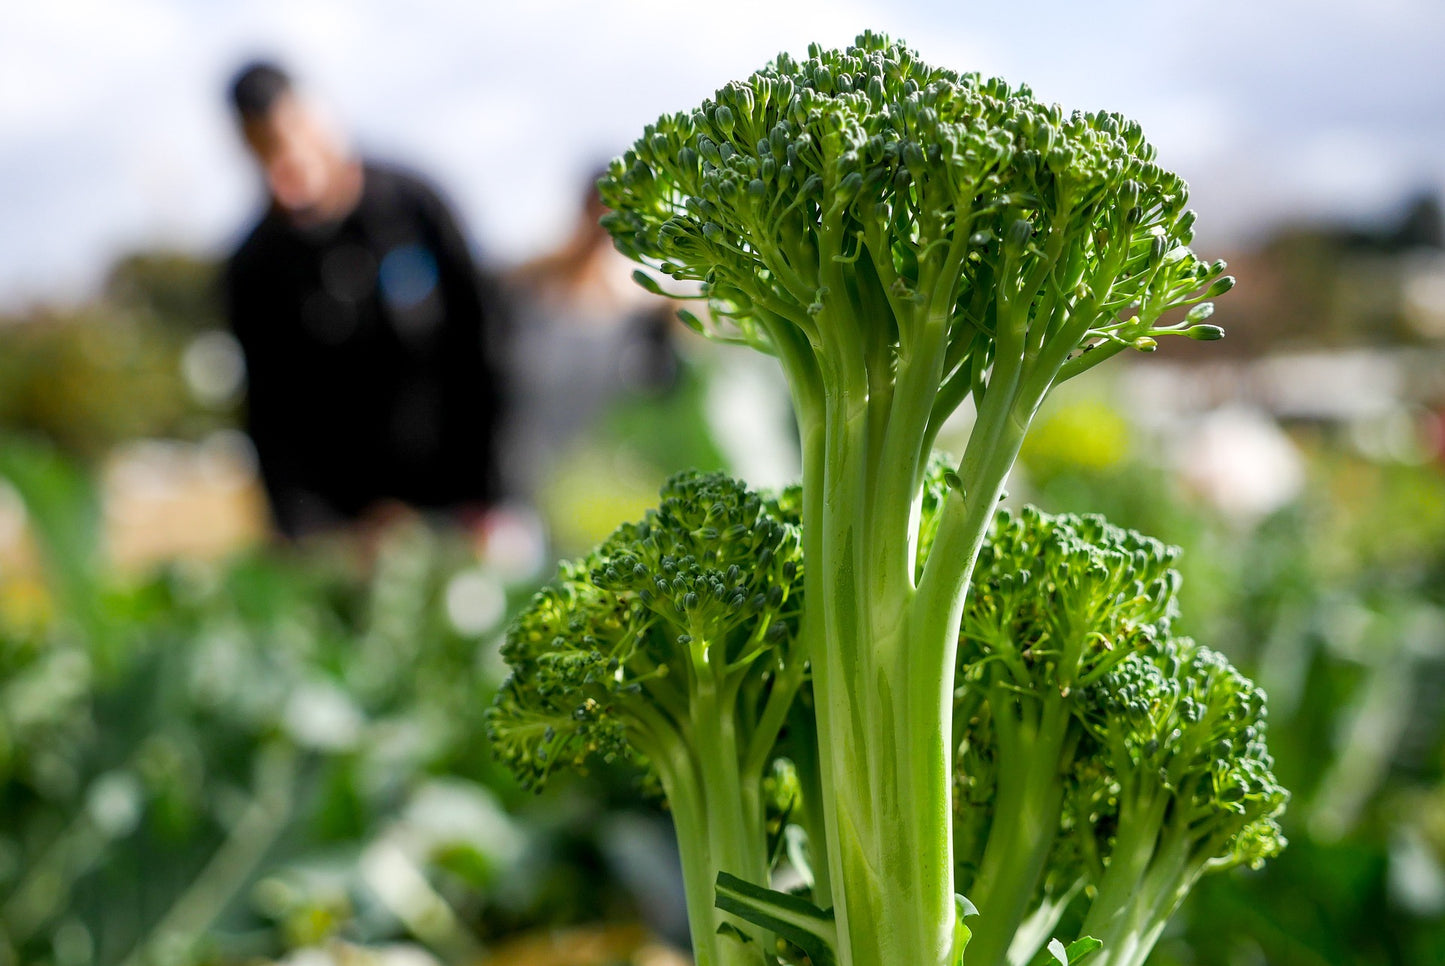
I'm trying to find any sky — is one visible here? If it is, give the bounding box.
[1,0,1442,309]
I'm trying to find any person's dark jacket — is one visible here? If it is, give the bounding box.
[226,162,502,536]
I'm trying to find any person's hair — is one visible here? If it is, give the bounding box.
[229,61,293,122]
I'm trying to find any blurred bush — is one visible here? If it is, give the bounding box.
[0,438,677,966]
[0,254,238,464]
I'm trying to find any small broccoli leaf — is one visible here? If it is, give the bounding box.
[715,871,837,966]
[953,893,979,963]
[1064,937,1104,963]
[1045,936,1103,965]
[631,269,666,295]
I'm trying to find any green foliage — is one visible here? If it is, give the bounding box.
[0,313,196,461]
[0,252,231,462]
[0,446,660,965]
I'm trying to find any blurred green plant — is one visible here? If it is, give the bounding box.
[0,437,668,966]
[0,253,238,462]
[0,310,196,461]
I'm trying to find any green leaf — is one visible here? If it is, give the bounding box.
[1045,936,1104,965]
[0,435,115,667]
[953,893,979,962]
[714,871,837,966]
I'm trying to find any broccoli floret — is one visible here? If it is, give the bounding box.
[1069,639,1288,966]
[488,471,805,966]
[939,501,1285,966]
[950,504,1182,964]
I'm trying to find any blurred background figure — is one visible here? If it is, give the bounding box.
[499,173,680,507]
[226,61,504,540]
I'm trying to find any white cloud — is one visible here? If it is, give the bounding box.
[0,0,1441,307]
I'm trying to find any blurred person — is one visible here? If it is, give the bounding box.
[224,61,503,540]
[500,173,680,503]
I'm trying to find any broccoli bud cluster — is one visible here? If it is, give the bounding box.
[488,472,803,792]
[948,501,1287,966]
[1081,638,1288,872]
[602,30,1230,379]
[964,506,1182,694]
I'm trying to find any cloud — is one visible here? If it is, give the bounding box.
[0,0,1441,307]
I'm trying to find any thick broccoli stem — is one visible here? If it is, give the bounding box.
[653,749,743,966]
[1077,787,1172,966]
[808,353,1038,966]
[636,617,781,966]
[697,678,773,953]
[798,206,1101,965]
[964,691,1072,966]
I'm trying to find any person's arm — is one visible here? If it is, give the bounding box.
[224,252,315,538]
[412,181,506,507]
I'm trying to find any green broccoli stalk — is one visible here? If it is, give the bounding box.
[1071,640,1288,966]
[600,32,1231,966]
[487,472,805,966]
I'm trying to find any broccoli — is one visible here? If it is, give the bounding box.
[952,505,1182,964]
[488,472,806,966]
[1069,639,1288,966]
[490,32,1282,966]
[949,502,1286,966]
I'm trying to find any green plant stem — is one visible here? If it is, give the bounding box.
[656,728,766,966]
[119,742,297,966]
[964,694,1072,966]
[656,751,735,966]
[1095,816,1199,966]
[696,674,772,901]
[810,375,1036,966]
[1078,789,1171,966]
